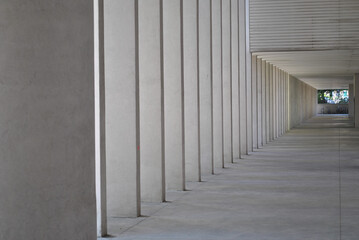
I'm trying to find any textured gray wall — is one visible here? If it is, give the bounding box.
[0,1,96,239]
[289,76,317,129]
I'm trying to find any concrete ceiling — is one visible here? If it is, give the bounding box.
[250,0,359,90]
[254,50,359,89]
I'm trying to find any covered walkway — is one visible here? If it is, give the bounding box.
[104,115,359,240]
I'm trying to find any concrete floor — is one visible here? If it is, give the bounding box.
[101,115,359,240]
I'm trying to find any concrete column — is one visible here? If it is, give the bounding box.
[245,0,253,153]
[278,69,281,135]
[278,70,281,136]
[212,0,224,169]
[279,70,281,135]
[354,74,359,128]
[284,72,287,131]
[199,0,214,175]
[183,0,201,182]
[286,73,290,131]
[257,58,262,147]
[279,70,283,136]
[163,0,185,191]
[94,0,107,236]
[278,70,282,136]
[282,71,285,134]
[251,55,258,149]
[269,64,274,141]
[104,0,140,218]
[313,87,316,116]
[305,84,308,119]
[239,0,247,156]
[299,81,305,123]
[273,67,278,139]
[277,68,280,137]
[275,67,279,137]
[222,0,233,163]
[0,1,96,239]
[349,84,354,118]
[231,0,240,160]
[139,0,165,202]
[265,62,270,143]
[261,60,267,144]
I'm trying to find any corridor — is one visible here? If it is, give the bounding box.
[104,116,359,240]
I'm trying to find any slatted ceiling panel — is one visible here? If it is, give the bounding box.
[250,1,359,89]
[254,50,359,89]
[250,0,359,52]
[255,50,359,74]
[299,76,354,89]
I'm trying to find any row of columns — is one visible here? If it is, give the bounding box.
[0,0,320,239]
[97,0,255,236]
[97,0,318,237]
[250,57,301,147]
[287,75,317,129]
[99,0,248,227]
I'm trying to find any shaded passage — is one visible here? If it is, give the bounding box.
[101,116,359,240]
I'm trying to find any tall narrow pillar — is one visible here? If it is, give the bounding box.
[212,0,224,169]
[231,0,240,160]
[265,62,270,143]
[281,71,285,135]
[0,1,96,239]
[238,0,247,156]
[354,74,359,128]
[279,70,283,136]
[278,70,281,136]
[257,58,262,147]
[199,0,214,175]
[222,0,233,163]
[273,67,278,139]
[163,0,185,191]
[245,0,253,153]
[139,0,165,202]
[286,73,290,131]
[349,83,354,118]
[251,55,258,149]
[269,64,274,141]
[104,0,140,218]
[282,71,286,134]
[183,0,201,182]
[261,60,267,144]
[95,0,107,236]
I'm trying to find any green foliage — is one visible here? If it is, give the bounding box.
[317,89,349,104]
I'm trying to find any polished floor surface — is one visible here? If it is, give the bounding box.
[101,115,359,240]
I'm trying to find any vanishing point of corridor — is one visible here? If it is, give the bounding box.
[103,116,359,240]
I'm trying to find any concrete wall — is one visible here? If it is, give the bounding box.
[288,75,317,129]
[0,1,96,239]
[317,104,349,114]
[349,84,354,118]
[251,58,317,143]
